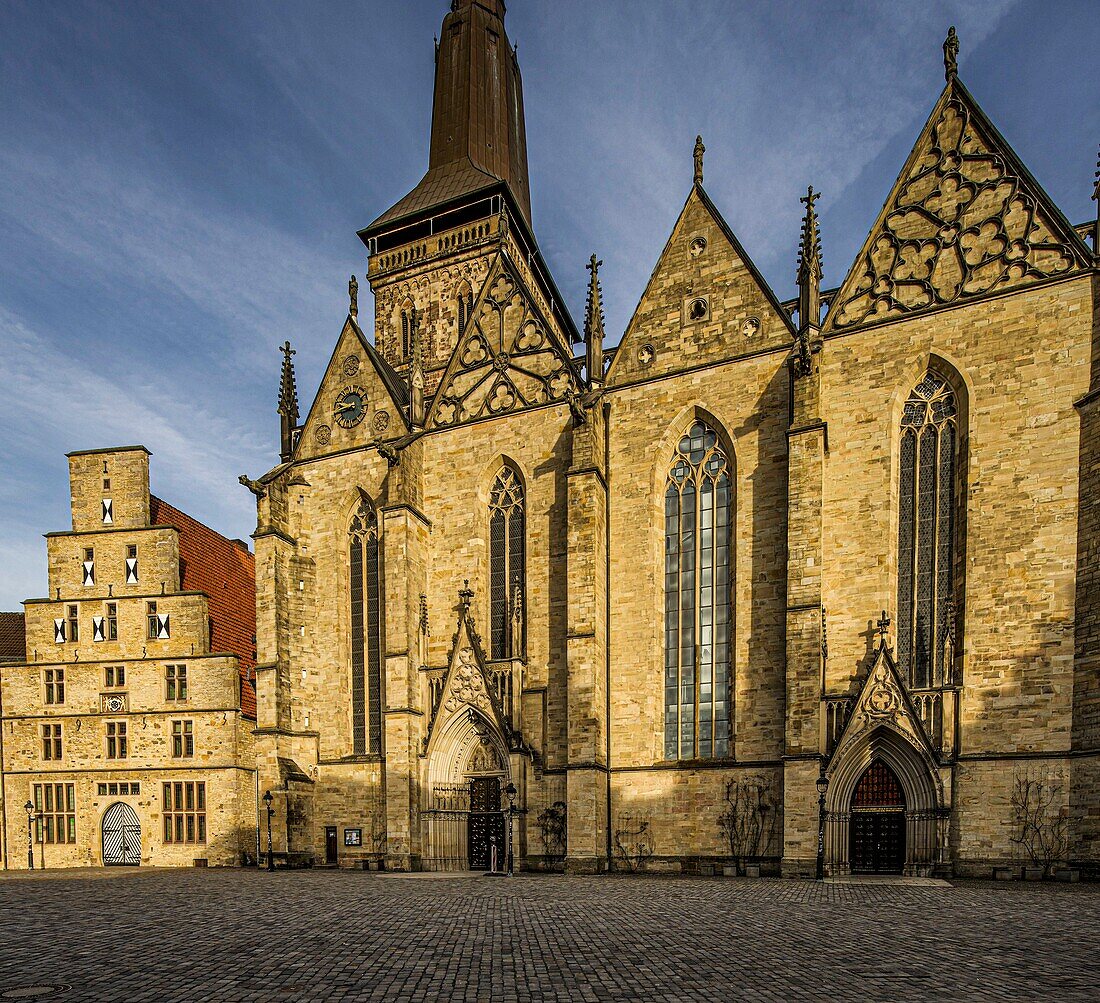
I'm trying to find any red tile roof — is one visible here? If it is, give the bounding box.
[0,612,26,662]
[150,497,257,718]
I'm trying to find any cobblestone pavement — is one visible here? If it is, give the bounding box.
[1,870,1098,1002]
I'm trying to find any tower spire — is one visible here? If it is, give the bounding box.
[278,341,299,463]
[584,254,606,389]
[364,0,530,236]
[797,186,823,333]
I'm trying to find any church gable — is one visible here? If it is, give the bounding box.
[428,255,579,429]
[826,80,1091,332]
[294,316,409,463]
[427,611,509,742]
[607,185,795,386]
[831,641,937,765]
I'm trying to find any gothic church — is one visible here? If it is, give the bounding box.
[246,0,1100,876]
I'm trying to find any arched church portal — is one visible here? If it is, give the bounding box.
[423,708,510,871]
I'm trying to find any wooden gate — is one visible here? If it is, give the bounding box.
[849,761,906,874]
[467,777,505,871]
[102,802,141,866]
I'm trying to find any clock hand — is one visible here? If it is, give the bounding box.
[335,402,357,414]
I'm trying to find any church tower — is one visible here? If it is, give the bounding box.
[360,0,576,393]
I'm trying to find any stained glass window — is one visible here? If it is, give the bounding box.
[664,420,731,759]
[897,372,958,688]
[350,504,384,755]
[489,467,525,659]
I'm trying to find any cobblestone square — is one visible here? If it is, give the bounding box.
[1,870,1098,1002]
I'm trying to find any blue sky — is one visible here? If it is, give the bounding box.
[1,0,1097,608]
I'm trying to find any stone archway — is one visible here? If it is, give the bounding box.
[422,707,510,871]
[826,724,943,876]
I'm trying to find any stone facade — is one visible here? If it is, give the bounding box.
[242,4,1099,878]
[0,446,258,868]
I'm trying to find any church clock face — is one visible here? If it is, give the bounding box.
[334,385,367,428]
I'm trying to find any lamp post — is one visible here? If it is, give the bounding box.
[504,781,517,877]
[263,790,274,872]
[815,766,830,881]
[24,801,34,871]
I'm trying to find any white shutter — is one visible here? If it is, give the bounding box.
[157,614,170,640]
[54,618,66,643]
[92,616,105,641]
[102,499,113,524]
[83,560,95,586]
[126,557,139,584]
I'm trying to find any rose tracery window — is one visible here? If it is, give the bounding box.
[350,503,384,755]
[897,372,958,689]
[489,467,525,660]
[664,420,732,760]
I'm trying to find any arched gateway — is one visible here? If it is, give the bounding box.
[102,802,141,866]
[849,761,906,873]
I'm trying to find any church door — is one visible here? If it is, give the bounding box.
[102,802,141,866]
[467,777,504,871]
[849,761,906,874]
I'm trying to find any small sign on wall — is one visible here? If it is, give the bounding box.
[343,828,362,847]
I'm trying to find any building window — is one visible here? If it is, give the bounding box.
[83,548,95,586]
[44,668,65,705]
[163,781,206,844]
[166,664,188,701]
[99,782,139,796]
[349,503,383,756]
[147,601,158,639]
[664,419,732,760]
[41,723,62,761]
[126,545,139,584]
[488,466,525,659]
[33,783,76,844]
[172,720,194,758]
[105,665,125,688]
[106,602,118,641]
[457,284,474,334]
[106,721,128,759]
[67,605,79,643]
[400,307,413,358]
[897,372,959,689]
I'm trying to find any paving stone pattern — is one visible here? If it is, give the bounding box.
[0,871,1098,1002]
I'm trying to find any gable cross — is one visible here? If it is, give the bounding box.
[876,609,891,645]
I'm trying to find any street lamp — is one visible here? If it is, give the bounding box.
[504,781,517,877]
[263,790,274,872]
[815,767,830,881]
[24,801,34,871]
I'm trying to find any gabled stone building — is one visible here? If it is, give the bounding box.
[245,0,1100,876]
[0,446,258,868]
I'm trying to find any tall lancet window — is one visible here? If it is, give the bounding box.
[349,503,384,755]
[664,420,732,760]
[488,466,525,659]
[897,372,958,689]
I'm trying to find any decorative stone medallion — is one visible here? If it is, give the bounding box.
[342,355,360,377]
[741,317,761,338]
[689,236,707,257]
[373,410,390,433]
[314,423,332,445]
[638,344,655,366]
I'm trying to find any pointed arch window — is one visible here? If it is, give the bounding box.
[896,372,958,689]
[488,466,525,660]
[350,503,384,755]
[456,283,474,336]
[664,420,731,760]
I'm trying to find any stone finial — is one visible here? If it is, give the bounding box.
[1093,146,1099,253]
[943,26,959,81]
[584,253,606,388]
[797,186,823,334]
[349,274,358,319]
[693,135,705,185]
[278,341,299,463]
[459,579,474,613]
